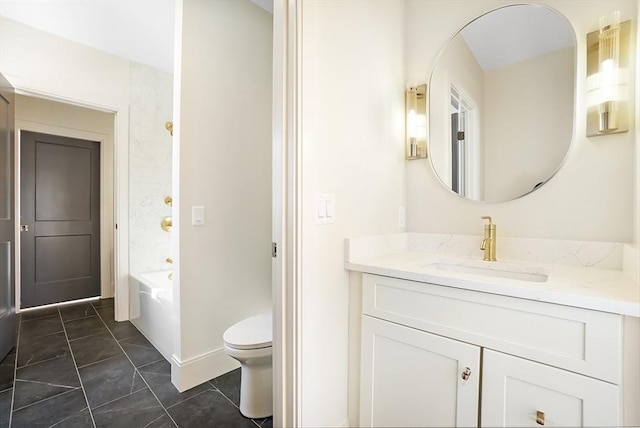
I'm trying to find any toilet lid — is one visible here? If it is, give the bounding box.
[223,313,272,350]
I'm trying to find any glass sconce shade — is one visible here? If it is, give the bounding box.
[586,13,630,137]
[597,12,620,131]
[406,84,427,159]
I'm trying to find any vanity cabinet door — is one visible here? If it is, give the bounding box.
[360,315,480,427]
[481,349,620,427]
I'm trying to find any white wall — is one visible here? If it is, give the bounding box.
[129,64,173,275]
[0,17,130,108]
[484,47,574,201]
[300,1,406,426]
[636,0,640,246]
[406,0,637,243]
[171,0,273,389]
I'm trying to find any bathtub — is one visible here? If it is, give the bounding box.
[129,270,174,362]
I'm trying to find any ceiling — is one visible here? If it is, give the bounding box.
[0,0,273,74]
[460,5,575,71]
[1,2,570,75]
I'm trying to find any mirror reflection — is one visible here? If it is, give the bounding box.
[429,5,575,202]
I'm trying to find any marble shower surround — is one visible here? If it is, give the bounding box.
[129,63,174,275]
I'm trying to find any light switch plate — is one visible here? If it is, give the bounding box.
[316,193,335,224]
[192,206,205,226]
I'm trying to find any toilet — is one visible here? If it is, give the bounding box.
[223,312,272,419]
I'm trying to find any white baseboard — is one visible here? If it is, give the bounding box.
[170,347,240,392]
[338,419,350,427]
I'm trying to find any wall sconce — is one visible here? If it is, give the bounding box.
[586,12,630,137]
[406,84,427,159]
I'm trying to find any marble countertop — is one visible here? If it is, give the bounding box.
[345,234,640,317]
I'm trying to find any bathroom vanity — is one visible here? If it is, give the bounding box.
[345,234,640,427]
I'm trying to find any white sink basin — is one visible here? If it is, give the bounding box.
[429,258,549,283]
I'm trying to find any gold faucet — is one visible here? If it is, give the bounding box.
[480,216,497,261]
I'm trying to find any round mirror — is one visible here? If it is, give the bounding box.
[428,5,576,202]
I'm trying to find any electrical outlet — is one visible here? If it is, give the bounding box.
[399,206,406,228]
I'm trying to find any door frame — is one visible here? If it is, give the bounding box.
[272,0,302,426]
[11,88,129,321]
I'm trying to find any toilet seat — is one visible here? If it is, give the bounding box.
[223,313,272,350]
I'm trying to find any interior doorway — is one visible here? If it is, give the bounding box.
[19,131,101,308]
[14,95,116,311]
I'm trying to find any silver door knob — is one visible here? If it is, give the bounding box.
[20,225,29,232]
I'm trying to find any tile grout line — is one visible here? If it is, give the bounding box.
[8,312,21,428]
[95,302,251,425]
[58,306,98,428]
[10,386,83,413]
[142,413,171,428]
[8,303,267,428]
[207,379,266,427]
[92,303,180,428]
[163,387,215,411]
[157,386,265,428]
[209,381,241,411]
[16,350,68,371]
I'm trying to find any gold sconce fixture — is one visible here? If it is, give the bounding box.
[586,12,630,137]
[406,84,427,159]
[161,216,173,232]
[165,121,173,136]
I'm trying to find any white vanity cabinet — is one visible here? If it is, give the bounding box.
[360,315,480,427]
[360,273,623,427]
[481,350,619,427]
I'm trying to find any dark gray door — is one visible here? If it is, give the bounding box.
[20,131,100,308]
[0,74,16,361]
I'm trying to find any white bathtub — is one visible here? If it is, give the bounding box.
[129,270,174,362]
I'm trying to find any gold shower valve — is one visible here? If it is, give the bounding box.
[161,216,172,232]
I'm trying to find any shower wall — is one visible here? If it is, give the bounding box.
[129,63,173,275]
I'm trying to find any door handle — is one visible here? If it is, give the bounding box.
[20,225,29,232]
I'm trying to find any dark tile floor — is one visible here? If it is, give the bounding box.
[0,298,273,428]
